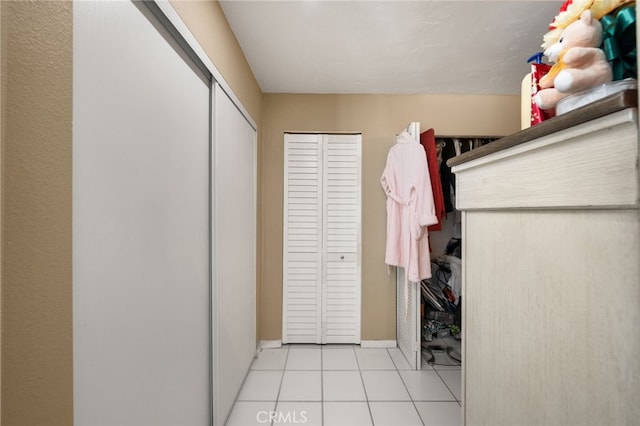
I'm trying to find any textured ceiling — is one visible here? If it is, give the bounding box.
[219,0,562,95]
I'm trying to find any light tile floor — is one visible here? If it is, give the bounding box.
[226,345,461,426]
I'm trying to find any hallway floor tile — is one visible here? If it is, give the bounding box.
[226,344,461,425]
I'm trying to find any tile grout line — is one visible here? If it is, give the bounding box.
[272,345,290,426]
[389,348,426,426]
[280,346,324,423]
[320,346,324,426]
[424,347,462,403]
[234,345,460,425]
[432,367,460,403]
[353,345,376,426]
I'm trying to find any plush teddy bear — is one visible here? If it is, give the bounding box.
[534,9,613,110]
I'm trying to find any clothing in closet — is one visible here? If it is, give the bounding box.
[439,139,457,213]
[420,128,446,232]
[380,131,438,283]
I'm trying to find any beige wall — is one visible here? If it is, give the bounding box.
[0,1,4,419]
[170,0,262,126]
[1,1,73,425]
[260,94,521,341]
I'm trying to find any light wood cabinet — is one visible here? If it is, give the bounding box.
[451,95,639,425]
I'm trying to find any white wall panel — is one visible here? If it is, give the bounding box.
[73,2,210,425]
[213,84,257,426]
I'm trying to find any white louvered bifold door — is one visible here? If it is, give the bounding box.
[322,135,361,344]
[283,133,361,344]
[397,267,420,370]
[283,134,323,343]
[396,122,421,370]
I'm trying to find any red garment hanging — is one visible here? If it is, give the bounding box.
[420,128,446,232]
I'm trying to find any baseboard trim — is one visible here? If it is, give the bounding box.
[259,340,283,350]
[360,340,397,348]
[258,339,396,349]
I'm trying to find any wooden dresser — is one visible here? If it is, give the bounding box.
[449,91,639,426]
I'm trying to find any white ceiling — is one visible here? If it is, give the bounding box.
[219,1,561,95]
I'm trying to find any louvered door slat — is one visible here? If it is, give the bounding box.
[322,134,361,344]
[397,267,420,369]
[283,134,322,343]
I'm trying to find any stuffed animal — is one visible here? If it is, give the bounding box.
[534,9,613,110]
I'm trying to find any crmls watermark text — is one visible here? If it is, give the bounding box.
[256,410,308,424]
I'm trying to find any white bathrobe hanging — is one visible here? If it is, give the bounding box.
[380,131,438,282]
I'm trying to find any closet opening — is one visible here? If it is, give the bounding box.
[387,123,500,370]
[419,135,499,369]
